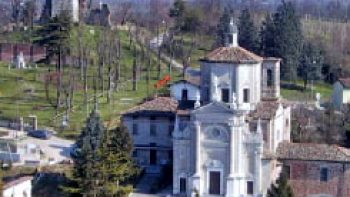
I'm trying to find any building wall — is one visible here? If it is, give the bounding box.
[170,82,200,101]
[283,160,350,197]
[200,62,261,110]
[3,179,32,197]
[123,116,174,166]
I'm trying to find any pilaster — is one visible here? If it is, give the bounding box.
[191,120,201,196]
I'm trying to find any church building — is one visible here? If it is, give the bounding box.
[171,19,290,197]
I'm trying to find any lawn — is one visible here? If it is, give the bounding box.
[281,80,333,102]
[0,27,181,139]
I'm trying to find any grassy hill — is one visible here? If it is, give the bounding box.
[0,27,181,139]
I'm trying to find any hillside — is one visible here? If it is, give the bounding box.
[0,27,179,139]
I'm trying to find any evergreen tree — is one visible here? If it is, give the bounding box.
[299,42,324,89]
[72,108,106,196]
[238,9,259,53]
[34,10,72,64]
[67,110,138,197]
[260,1,303,81]
[267,173,293,197]
[98,125,138,196]
[216,8,233,47]
[260,14,276,56]
[34,11,72,108]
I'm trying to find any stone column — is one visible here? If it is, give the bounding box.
[192,121,201,196]
[237,126,243,174]
[229,123,235,175]
[194,121,201,175]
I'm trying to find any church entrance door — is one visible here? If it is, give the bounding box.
[209,171,221,195]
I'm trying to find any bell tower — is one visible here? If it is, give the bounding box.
[261,58,281,100]
[225,18,238,48]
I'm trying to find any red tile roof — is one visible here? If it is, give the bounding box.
[277,142,350,162]
[201,46,263,64]
[123,97,178,115]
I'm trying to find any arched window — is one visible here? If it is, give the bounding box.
[267,69,274,87]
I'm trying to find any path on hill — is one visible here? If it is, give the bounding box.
[121,24,184,70]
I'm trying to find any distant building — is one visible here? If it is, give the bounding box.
[86,4,111,27]
[332,78,350,110]
[51,0,79,22]
[2,176,33,197]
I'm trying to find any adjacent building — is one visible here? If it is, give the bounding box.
[332,78,350,110]
[122,97,177,173]
[277,142,350,197]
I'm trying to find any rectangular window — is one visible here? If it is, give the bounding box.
[221,88,229,103]
[150,124,157,136]
[180,177,186,193]
[182,89,188,101]
[283,165,291,179]
[132,123,138,135]
[243,88,250,103]
[320,168,329,182]
[132,150,138,157]
[247,181,254,195]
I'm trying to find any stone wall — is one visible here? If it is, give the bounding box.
[0,43,45,63]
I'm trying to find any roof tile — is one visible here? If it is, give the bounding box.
[123,97,178,115]
[201,46,263,64]
[277,142,350,162]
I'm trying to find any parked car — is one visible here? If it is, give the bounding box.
[27,130,53,139]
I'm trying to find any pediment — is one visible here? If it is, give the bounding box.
[192,102,234,115]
